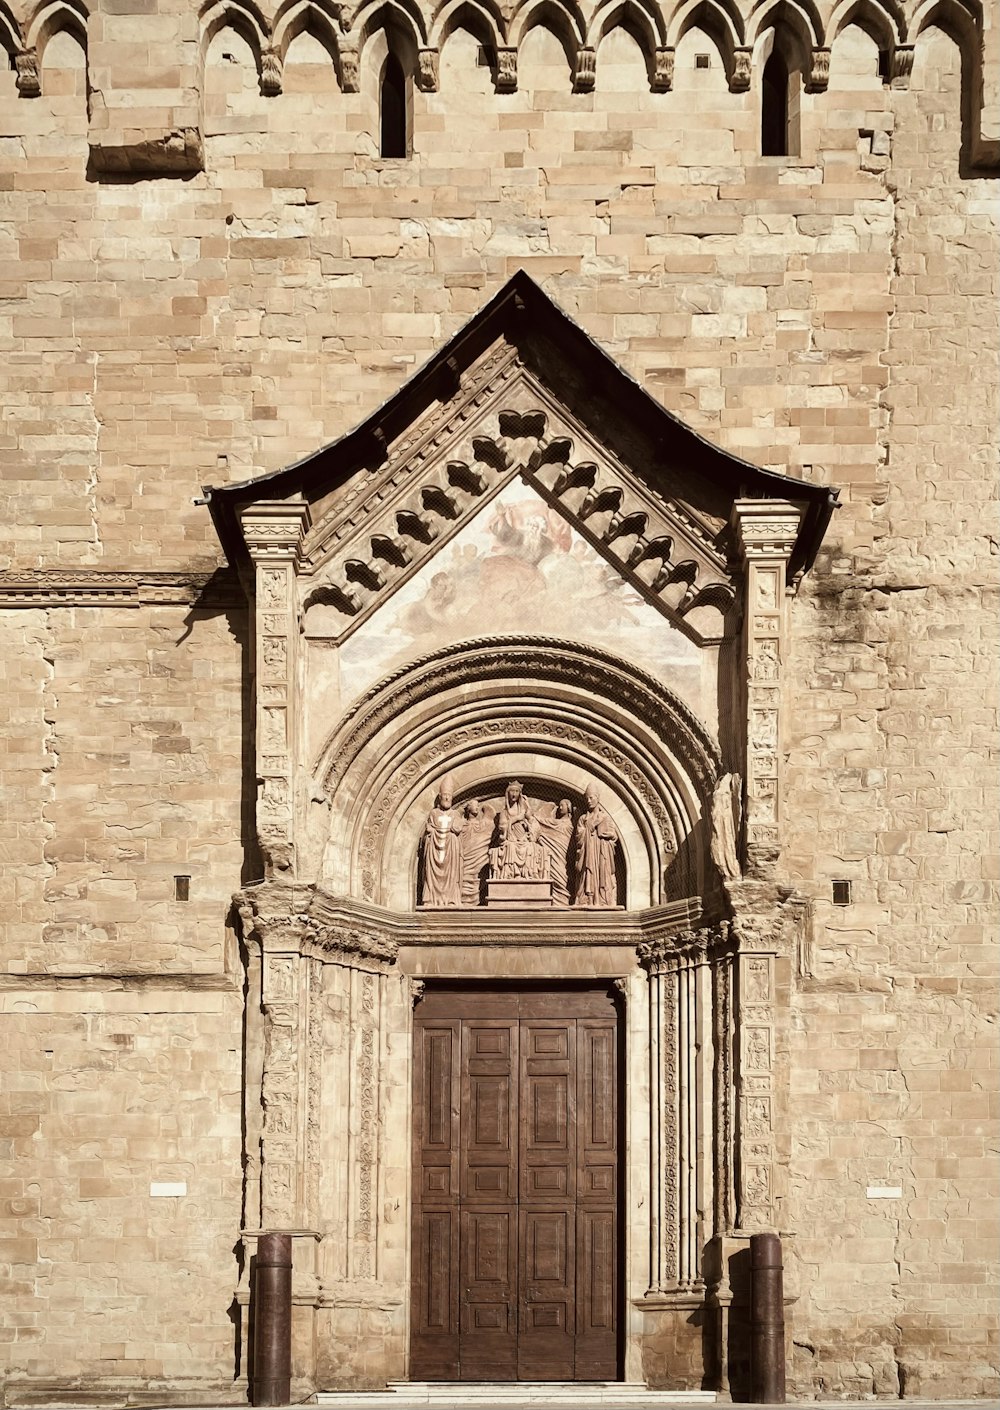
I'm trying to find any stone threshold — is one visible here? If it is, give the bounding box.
[314,1386,717,1408]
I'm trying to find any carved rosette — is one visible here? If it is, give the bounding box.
[241,501,310,877]
[731,500,802,880]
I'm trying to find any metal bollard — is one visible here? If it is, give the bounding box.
[750,1231,785,1404]
[252,1233,292,1406]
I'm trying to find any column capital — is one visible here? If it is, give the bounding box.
[730,500,803,561]
[240,500,311,562]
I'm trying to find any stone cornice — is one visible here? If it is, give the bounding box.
[0,568,244,609]
[237,879,712,949]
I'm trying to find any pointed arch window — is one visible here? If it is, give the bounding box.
[379,51,408,157]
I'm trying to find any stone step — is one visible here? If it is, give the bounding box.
[314,1385,717,1408]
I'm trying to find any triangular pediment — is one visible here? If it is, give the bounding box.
[206,272,837,646]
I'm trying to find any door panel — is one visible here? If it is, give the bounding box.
[411,989,620,1382]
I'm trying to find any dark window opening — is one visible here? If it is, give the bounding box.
[761,49,790,155]
[380,52,407,158]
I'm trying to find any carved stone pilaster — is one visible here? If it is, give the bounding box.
[735,950,776,1231]
[652,46,674,92]
[241,501,310,878]
[15,48,40,97]
[416,48,439,91]
[638,926,721,1294]
[260,45,283,96]
[730,500,802,881]
[806,47,830,92]
[730,48,752,92]
[573,46,596,92]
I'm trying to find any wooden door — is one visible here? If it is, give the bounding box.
[411,988,621,1381]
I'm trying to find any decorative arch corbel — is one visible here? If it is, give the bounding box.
[272,0,346,87]
[310,636,722,911]
[588,0,669,89]
[428,0,507,53]
[508,0,586,58]
[199,0,270,90]
[664,0,745,87]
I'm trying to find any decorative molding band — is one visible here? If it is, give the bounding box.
[319,635,723,800]
[0,569,245,609]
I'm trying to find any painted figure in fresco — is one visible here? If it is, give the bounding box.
[489,780,549,881]
[460,799,494,906]
[536,798,574,906]
[420,775,464,906]
[572,782,620,908]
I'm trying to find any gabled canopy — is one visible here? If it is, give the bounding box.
[204,269,838,582]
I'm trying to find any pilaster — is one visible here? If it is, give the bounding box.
[730,500,803,881]
[240,501,310,878]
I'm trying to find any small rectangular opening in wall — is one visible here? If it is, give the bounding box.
[695,53,711,69]
[477,44,495,67]
[832,879,852,906]
[174,875,190,902]
[877,48,891,81]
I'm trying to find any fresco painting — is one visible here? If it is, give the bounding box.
[333,481,713,726]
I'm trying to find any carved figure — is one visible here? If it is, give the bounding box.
[489,780,548,881]
[572,782,620,908]
[536,798,574,905]
[420,776,464,906]
[710,772,742,881]
[460,799,494,905]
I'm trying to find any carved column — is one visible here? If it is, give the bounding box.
[240,502,310,877]
[638,929,718,1294]
[730,501,802,881]
[640,939,678,1292]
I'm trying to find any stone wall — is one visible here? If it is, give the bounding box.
[0,0,996,1399]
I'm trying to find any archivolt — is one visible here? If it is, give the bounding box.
[313,636,721,910]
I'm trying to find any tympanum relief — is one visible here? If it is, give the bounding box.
[418,776,623,908]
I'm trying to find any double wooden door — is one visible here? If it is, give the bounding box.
[411,987,621,1381]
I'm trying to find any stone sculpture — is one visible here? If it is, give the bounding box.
[537,797,574,905]
[460,799,494,905]
[420,775,464,906]
[489,780,550,881]
[572,782,620,907]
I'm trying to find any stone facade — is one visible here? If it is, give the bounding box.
[0,0,997,1401]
